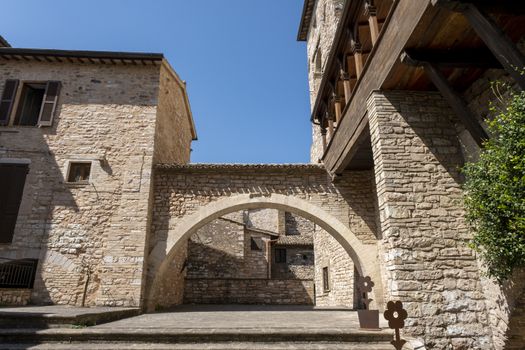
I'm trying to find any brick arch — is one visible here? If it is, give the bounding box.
[146,193,382,311]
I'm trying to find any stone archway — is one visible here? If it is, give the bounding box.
[146,193,382,311]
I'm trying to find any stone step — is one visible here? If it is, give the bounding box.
[0,306,140,328]
[0,327,394,344]
[0,342,396,350]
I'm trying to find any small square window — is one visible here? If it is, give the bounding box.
[275,248,287,263]
[67,162,91,183]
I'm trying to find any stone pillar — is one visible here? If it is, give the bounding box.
[367,91,493,349]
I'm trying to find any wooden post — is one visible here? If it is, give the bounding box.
[353,42,364,78]
[327,109,335,139]
[333,94,343,124]
[321,126,327,152]
[365,1,380,45]
[340,70,352,103]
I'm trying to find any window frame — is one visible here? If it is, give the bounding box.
[322,266,330,292]
[1,80,61,127]
[12,82,47,127]
[275,248,287,264]
[65,160,93,185]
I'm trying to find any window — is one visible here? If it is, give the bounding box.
[275,248,287,263]
[0,80,61,127]
[250,237,263,251]
[67,162,91,183]
[314,49,323,75]
[14,83,46,126]
[0,163,28,244]
[323,266,330,292]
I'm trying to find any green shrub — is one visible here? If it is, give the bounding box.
[463,90,525,282]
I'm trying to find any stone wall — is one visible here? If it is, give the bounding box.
[285,212,314,238]
[186,212,269,280]
[271,246,314,280]
[184,208,316,304]
[0,59,194,307]
[368,90,493,349]
[184,279,314,305]
[153,243,187,310]
[155,62,195,165]
[149,165,380,309]
[0,288,31,306]
[306,0,345,162]
[314,227,355,308]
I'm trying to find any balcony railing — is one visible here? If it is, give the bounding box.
[311,0,397,151]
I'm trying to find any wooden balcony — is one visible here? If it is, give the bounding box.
[312,0,525,176]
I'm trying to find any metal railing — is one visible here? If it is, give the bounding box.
[0,258,38,289]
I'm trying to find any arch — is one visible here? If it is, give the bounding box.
[146,193,383,311]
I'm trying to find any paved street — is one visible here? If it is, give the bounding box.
[95,304,388,331]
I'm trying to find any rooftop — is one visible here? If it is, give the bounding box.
[0,47,163,65]
[156,163,326,173]
[0,35,11,48]
[297,0,316,41]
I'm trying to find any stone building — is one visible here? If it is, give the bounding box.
[0,37,197,307]
[184,209,316,305]
[1,0,525,348]
[297,0,525,348]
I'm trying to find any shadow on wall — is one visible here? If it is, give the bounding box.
[336,170,381,242]
[184,242,314,306]
[0,99,79,306]
[1,61,160,307]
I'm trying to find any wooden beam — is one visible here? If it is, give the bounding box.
[433,0,525,89]
[432,0,525,15]
[402,48,502,68]
[422,61,488,146]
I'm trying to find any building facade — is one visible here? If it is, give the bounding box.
[0,40,196,307]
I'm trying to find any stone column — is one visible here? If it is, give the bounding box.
[367,90,492,349]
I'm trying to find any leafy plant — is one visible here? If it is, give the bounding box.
[463,89,525,282]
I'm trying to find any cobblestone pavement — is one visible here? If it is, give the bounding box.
[94,304,388,330]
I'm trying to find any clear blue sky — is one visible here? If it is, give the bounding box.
[2,0,312,164]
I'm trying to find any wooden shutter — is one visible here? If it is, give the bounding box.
[0,163,28,244]
[38,81,61,127]
[0,79,19,126]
